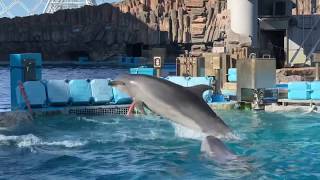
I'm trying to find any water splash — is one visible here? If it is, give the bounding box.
[0,134,87,148]
[172,123,206,140]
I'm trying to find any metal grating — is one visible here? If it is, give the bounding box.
[68,106,129,115]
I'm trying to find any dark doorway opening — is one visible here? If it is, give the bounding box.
[261,30,286,69]
[126,43,142,57]
[274,1,286,16]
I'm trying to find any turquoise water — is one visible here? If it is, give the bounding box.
[0,111,319,179]
[0,67,320,179]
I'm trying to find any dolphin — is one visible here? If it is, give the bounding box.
[109,74,232,138]
[201,136,238,162]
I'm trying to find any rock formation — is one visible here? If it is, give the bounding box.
[0,0,230,61]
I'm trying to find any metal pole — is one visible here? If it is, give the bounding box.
[316,62,319,81]
[156,68,161,78]
[286,28,290,66]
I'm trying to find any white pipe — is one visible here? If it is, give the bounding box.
[229,0,258,47]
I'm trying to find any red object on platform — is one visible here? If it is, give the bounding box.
[127,101,136,116]
[18,81,33,115]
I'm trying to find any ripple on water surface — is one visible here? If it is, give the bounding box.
[0,111,319,179]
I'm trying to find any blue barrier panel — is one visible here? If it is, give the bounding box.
[46,80,70,105]
[91,79,114,104]
[69,79,92,104]
[276,84,288,89]
[112,88,132,104]
[228,68,237,82]
[311,81,320,100]
[166,76,215,103]
[16,81,46,108]
[187,76,214,86]
[10,53,42,110]
[288,82,311,100]
[129,67,155,76]
[211,94,225,102]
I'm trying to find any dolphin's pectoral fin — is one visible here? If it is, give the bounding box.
[108,80,125,87]
[187,85,213,99]
[135,101,147,115]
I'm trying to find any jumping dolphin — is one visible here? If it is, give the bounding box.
[201,136,238,162]
[109,74,232,138]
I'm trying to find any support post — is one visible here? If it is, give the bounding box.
[153,56,162,78]
[10,53,42,110]
[316,62,319,81]
[286,28,290,66]
[156,68,161,78]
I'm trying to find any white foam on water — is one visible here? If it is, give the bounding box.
[0,134,87,148]
[80,117,120,125]
[172,123,242,141]
[172,123,206,141]
[41,140,87,148]
[0,134,40,147]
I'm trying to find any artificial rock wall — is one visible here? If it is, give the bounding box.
[0,0,230,61]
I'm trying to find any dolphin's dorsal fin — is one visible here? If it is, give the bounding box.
[187,85,213,99]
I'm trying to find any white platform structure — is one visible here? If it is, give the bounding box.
[0,0,100,18]
[44,0,97,14]
[0,0,46,17]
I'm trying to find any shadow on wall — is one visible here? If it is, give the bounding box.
[0,3,164,61]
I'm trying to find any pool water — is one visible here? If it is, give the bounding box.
[0,111,319,179]
[0,67,319,179]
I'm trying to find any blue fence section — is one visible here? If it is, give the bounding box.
[311,81,320,100]
[228,68,237,82]
[288,82,311,100]
[129,67,155,76]
[14,78,133,109]
[69,80,93,105]
[10,53,42,110]
[165,76,218,103]
[46,80,70,105]
[16,81,47,108]
[112,88,132,104]
[91,79,114,104]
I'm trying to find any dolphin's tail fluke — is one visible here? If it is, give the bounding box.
[201,136,237,163]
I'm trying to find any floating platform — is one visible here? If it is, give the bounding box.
[278,99,320,106]
[31,104,131,116]
[265,104,312,113]
[209,101,237,110]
